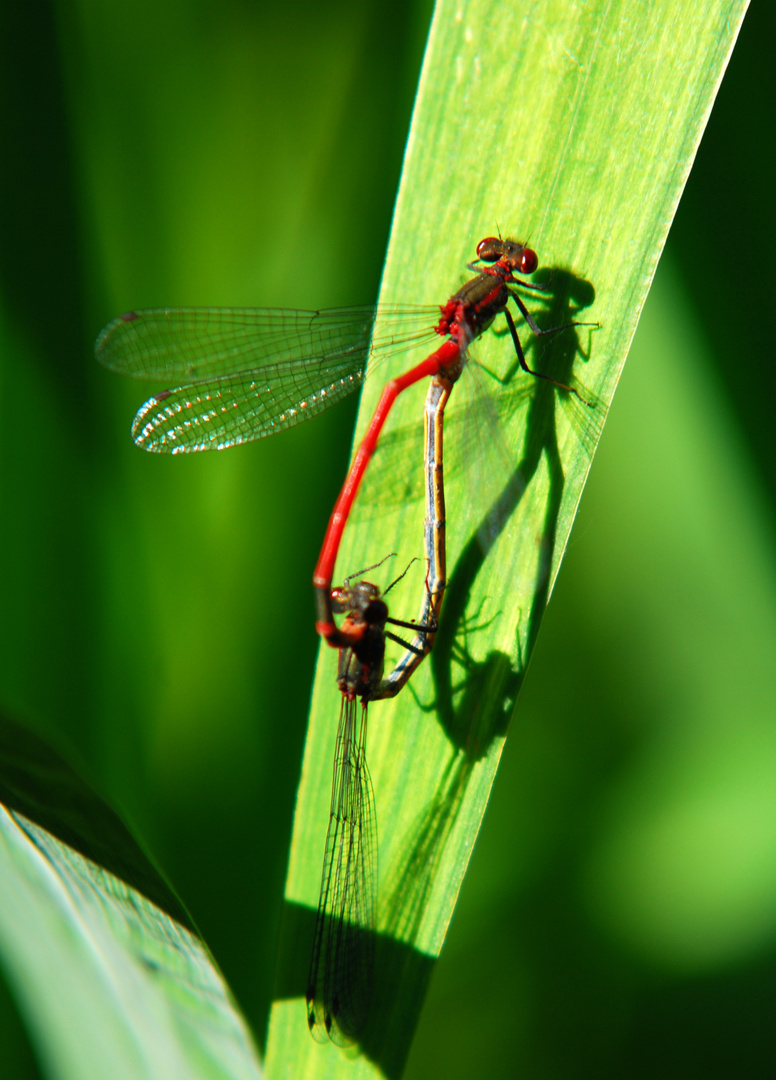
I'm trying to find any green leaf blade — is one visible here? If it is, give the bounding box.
[268,0,749,1074]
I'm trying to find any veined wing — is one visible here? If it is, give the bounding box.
[353,371,604,518]
[96,305,439,452]
[306,695,376,1047]
[130,354,364,452]
[96,305,438,380]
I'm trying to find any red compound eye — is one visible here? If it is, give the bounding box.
[476,236,502,262]
[520,247,538,275]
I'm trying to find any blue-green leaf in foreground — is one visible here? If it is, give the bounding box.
[0,715,262,1080]
[266,1,750,1076]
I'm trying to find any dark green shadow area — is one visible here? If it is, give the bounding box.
[0,712,194,932]
[274,898,436,1079]
[0,0,90,406]
[670,2,776,513]
[0,969,42,1080]
[444,834,776,1080]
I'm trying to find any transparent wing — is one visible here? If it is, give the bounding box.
[96,305,435,380]
[130,355,364,453]
[306,695,376,1047]
[352,372,603,521]
[96,304,439,452]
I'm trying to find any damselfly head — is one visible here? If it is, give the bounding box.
[476,236,538,276]
[330,580,387,626]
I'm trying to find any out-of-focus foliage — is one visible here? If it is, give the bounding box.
[0,0,428,1071]
[0,715,262,1080]
[1,1,774,1078]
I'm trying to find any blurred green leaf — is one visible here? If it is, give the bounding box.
[0,714,261,1080]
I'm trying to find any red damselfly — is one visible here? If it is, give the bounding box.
[96,236,594,630]
[312,238,593,643]
[96,239,589,465]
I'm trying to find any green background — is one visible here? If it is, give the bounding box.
[1,1,774,1077]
